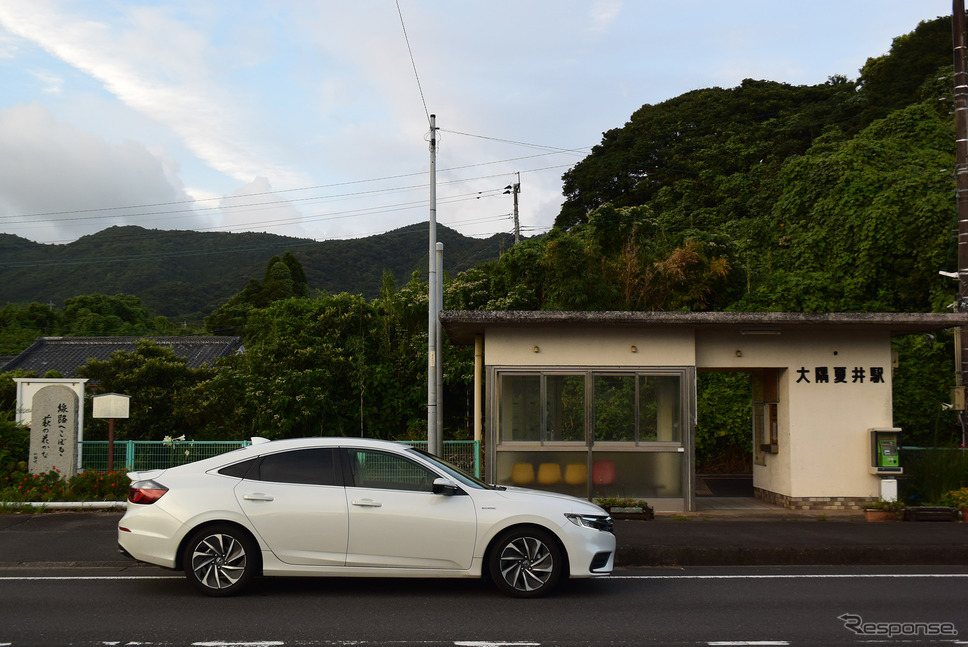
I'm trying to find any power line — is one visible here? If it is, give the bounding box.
[441,129,591,156]
[395,0,431,126]
[0,155,580,225]
[0,163,573,236]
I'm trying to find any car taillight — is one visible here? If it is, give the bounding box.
[128,479,168,504]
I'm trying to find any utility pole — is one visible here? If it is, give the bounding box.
[427,115,443,456]
[428,114,440,455]
[435,241,444,456]
[953,0,968,446]
[504,172,521,244]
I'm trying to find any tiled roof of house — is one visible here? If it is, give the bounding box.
[0,336,244,377]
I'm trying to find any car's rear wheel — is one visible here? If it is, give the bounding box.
[182,524,257,597]
[488,527,563,598]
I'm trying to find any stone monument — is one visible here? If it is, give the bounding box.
[28,384,79,476]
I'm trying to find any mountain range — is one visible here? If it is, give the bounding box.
[0,224,515,321]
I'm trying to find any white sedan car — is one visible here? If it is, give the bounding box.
[118,437,615,597]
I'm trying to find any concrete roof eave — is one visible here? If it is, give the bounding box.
[439,310,968,345]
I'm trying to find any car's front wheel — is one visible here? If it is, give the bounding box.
[488,527,564,597]
[182,524,257,597]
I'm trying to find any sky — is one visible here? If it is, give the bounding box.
[0,0,956,245]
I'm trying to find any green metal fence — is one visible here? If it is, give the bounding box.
[399,440,481,478]
[78,439,481,478]
[79,440,251,472]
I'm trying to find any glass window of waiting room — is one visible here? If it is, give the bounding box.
[440,311,966,512]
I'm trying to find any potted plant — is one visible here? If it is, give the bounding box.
[594,497,655,520]
[938,488,968,522]
[863,499,904,522]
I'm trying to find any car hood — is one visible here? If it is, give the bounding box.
[492,485,609,514]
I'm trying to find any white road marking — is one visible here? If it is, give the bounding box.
[0,575,180,581]
[2,573,966,583]
[609,573,968,580]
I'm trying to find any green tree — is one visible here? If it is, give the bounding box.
[695,373,753,472]
[205,252,311,336]
[755,101,954,312]
[0,302,60,354]
[556,78,858,231]
[76,340,213,441]
[892,333,961,447]
[61,293,171,336]
[445,204,734,313]
[281,251,310,296]
[207,288,428,440]
[0,409,29,468]
[857,17,955,122]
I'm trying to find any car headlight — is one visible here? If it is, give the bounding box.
[565,513,613,533]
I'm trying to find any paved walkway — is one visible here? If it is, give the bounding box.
[696,496,793,511]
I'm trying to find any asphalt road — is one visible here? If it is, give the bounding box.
[3,511,968,568]
[0,565,965,646]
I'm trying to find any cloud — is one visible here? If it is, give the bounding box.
[589,0,622,33]
[0,28,19,58]
[0,1,309,189]
[29,69,63,94]
[0,104,201,242]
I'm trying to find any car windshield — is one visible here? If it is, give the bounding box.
[408,448,498,490]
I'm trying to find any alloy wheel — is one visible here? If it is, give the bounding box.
[498,535,555,593]
[189,532,248,591]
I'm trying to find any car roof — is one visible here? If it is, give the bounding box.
[154,436,419,476]
[247,437,410,450]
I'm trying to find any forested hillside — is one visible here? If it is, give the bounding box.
[0,223,514,320]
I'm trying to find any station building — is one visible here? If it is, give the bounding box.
[440,311,966,512]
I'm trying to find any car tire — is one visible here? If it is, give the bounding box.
[182,524,258,597]
[488,527,563,598]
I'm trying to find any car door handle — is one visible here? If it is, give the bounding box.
[242,493,274,502]
[351,499,382,508]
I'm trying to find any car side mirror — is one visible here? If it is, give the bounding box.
[432,477,461,496]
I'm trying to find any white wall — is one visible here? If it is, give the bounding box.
[484,327,696,366]
[696,329,893,500]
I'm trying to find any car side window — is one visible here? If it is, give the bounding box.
[251,448,338,486]
[347,449,436,492]
[218,458,257,478]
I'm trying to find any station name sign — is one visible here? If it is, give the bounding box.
[795,366,886,384]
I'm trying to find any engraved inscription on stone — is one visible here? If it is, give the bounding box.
[29,385,78,476]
